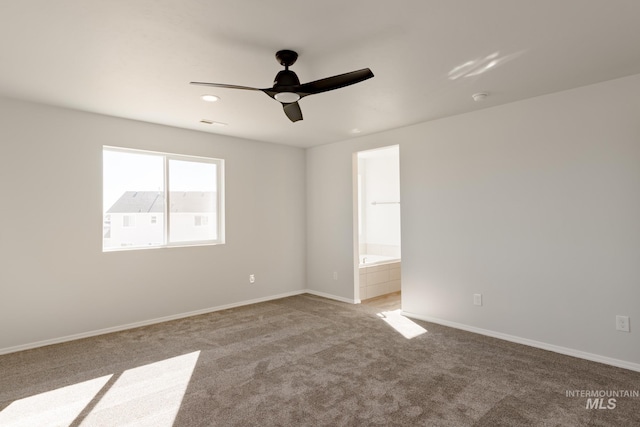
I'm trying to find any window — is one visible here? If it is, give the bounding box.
[194,215,208,227]
[123,215,136,228]
[103,147,224,251]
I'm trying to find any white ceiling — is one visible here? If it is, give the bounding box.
[1,1,639,148]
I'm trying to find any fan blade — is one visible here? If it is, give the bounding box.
[282,102,303,122]
[297,68,374,96]
[189,82,263,91]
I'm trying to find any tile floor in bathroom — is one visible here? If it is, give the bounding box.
[361,291,401,311]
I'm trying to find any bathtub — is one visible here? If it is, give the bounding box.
[359,254,400,267]
[359,255,401,300]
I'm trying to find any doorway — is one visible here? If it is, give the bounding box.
[354,145,401,307]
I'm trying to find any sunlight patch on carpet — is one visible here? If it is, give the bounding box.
[0,351,200,427]
[0,375,113,427]
[79,351,200,426]
[377,309,427,339]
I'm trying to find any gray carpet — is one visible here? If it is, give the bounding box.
[1,294,638,426]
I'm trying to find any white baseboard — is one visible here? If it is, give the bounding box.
[402,311,640,373]
[0,290,308,356]
[304,289,358,304]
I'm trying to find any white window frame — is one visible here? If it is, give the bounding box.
[103,146,225,251]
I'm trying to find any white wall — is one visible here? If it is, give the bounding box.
[0,97,306,351]
[306,74,640,367]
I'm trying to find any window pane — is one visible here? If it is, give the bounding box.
[168,159,217,243]
[103,150,165,249]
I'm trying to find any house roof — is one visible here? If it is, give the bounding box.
[107,191,215,214]
[168,192,216,213]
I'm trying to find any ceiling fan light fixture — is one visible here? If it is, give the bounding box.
[274,92,301,103]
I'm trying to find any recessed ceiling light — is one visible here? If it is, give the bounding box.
[472,92,488,102]
[201,94,220,102]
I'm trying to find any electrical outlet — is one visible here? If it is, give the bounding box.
[249,274,255,284]
[616,315,630,332]
[473,294,482,306]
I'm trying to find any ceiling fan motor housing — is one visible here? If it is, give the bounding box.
[273,69,300,88]
[275,49,298,67]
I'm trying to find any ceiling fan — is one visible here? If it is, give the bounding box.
[190,50,374,122]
